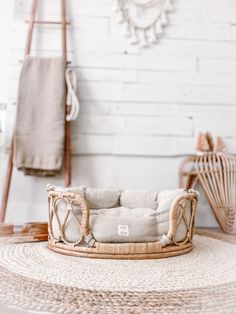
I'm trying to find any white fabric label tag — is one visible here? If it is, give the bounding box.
[118,225,129,236]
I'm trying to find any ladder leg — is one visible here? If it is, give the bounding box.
[61,0,71,187]
[65,119,71,186]
[25,0,38,55]
[0,141,14,222]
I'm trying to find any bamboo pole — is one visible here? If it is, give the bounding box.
[61,0,71,187]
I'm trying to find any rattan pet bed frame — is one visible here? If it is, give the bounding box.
[48,189,198,259]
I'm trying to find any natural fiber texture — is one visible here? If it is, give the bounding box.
[179,153,236,234]
[0,233,235,313]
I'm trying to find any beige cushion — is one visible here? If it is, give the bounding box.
[48,184,85,197]
[85,187,120,209]
[157,189,186,210]
[157,189,190,241]
[120,190,158,210]
[90,207,158,243]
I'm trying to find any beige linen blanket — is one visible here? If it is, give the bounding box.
[13,56,66,176]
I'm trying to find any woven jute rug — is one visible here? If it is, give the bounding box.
[0,233,236,314]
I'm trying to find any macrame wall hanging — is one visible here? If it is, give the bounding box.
[114,0,174,48]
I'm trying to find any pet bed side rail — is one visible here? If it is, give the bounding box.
[165,190,198,246]
[47,188,94,246]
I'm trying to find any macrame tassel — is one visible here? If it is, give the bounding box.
[165,0,174,12]
[155,21,163,35]
[112,1,120,14]
[116,11,125,23]
[160,12,168,26]
[124,22,132,37]
[129,27,139,45]
[150,25,158,44]
[115,0,174,47]
[140,29,149,48]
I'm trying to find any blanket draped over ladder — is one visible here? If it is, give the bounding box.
[13,55,66,176]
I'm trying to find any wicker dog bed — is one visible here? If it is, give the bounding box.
[47,185,198,259]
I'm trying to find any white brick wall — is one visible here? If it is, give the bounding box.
[1,0,236,226]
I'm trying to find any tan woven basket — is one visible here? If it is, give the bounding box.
[47,188,198,259]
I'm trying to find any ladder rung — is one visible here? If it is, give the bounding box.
[19,59,71,63]
[25,20,71,25]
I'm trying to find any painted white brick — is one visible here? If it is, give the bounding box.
[136,71,236,87]
[78,82,124,101]
[74,115,192,136]
[199,59,236,74]
[71,135,196,156]
[127,56,196,72]
[72,134,113,155]
[194,117,236,137]
[167,21,231,41]
[124,84,236,104]
[142,39,235,59]
[178,0,236,11]
[14,0,113,17]
[79,103,236,118]
[74,34,140,54]
[222,138,236,153]
[168,9,211,23]
[76,68,137,83]
[75,53,196,72]
[164,1,236,25]
[231,25,236,41]
[113,136,195,156]
[67,16,109,32]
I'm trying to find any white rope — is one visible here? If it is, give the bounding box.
[65,68,80,121]
[160,234,172,247]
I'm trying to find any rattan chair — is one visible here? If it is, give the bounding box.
[179,152,236,235]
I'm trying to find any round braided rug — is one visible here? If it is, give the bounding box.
[0,233,236,313]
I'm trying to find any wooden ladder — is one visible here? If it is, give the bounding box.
[0,0,71,222]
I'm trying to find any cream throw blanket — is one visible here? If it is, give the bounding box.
[13,56,66,176]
